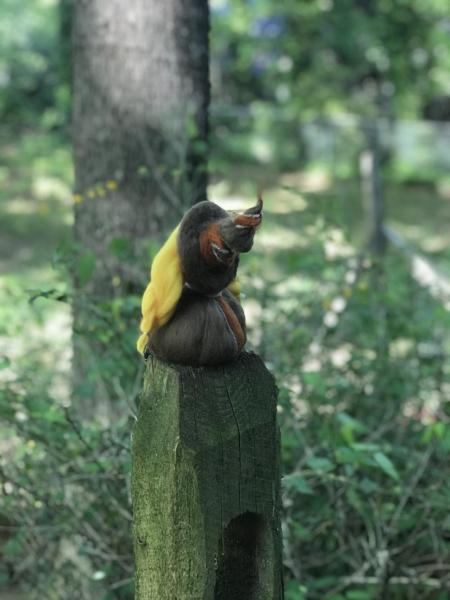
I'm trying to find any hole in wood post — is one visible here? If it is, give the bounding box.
[214,511,268,600]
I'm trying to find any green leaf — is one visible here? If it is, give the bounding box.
[346,487,365,516]
[186,116,199,138]
[306,456,334,473]
[292,522,314,541]
[283,474,313,495]
[30,404,65,424]
[137,165,150,177]
[85,462,101,474]
[147,240,161,261]
[336,447,361,465]
[285,579,307,600]
[3,535,23,558]
[346,590,373,600]
[352,443,380,453]
[373,451,399,481]
[358,477,379,494]
[422,422,445,444]
[108,237,133,260]
[0,356,11,370]
[28,287,68,304]
[309,576,339,589]
[303,372,326,394]
[77,251,96,287]
[337,412,366,432]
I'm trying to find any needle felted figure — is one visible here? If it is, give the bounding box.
[137,196,263,366]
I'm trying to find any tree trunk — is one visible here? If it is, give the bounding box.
[71,0,210,413]
[132,352,284,600]
[72,0,209,294]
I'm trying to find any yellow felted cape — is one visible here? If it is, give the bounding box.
[137,225,241,355]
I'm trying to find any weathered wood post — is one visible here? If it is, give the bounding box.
[360,120,386,256]
[131,351,283,599]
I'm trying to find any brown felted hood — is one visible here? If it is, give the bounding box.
[177,196,263,296]
[219,195,263,254]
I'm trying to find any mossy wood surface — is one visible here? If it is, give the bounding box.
[132,352,283,600]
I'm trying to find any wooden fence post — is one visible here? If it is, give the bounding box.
[360,120,386,256]
[131,352,283,600]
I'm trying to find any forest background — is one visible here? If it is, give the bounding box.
[1,1,450,599]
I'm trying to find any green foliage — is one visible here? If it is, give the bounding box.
[210,1,450,179]
[243,188,450,598]
[0,127,146,599]
[76,251,97,287]
[1,0,450,594]
[0,386,134,599]
[211,0,449,117]
[2,127,450,598]
[0,0,70,127]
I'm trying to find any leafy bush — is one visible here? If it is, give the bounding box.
[2,130,450,599]
[0,385,134,599]
[245,198,450,598]
[0,0,70,128]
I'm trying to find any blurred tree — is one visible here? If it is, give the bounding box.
[72,0,210,295]
[0,0,67,127]
[71,0,210,411]
[211,0,449,119]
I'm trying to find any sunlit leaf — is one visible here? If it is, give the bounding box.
[373,451,399,481]
[283,474,313,495]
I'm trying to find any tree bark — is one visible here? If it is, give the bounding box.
[132,352,284,600]
[360,122,386,256]
[71,0,210,412]
[72,0,209,294]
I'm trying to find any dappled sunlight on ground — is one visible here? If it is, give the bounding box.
[0,284,72,403]
[257,225,304,251]
[323,227,355,259]
[436,180,450,200]
[421,236,450,253]
[411,254,450,309]
[3,198,39,215]
[0,132,73,409]
[31,175,71,204]
[280,168,331,193]
[273,275,316,296]
[239,173,450,279]
[263,187,309,214]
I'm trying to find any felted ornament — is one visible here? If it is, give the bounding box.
[137,196,263,366]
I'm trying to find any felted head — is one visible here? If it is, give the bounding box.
[137,196,263,364]
[177,195,263,296]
